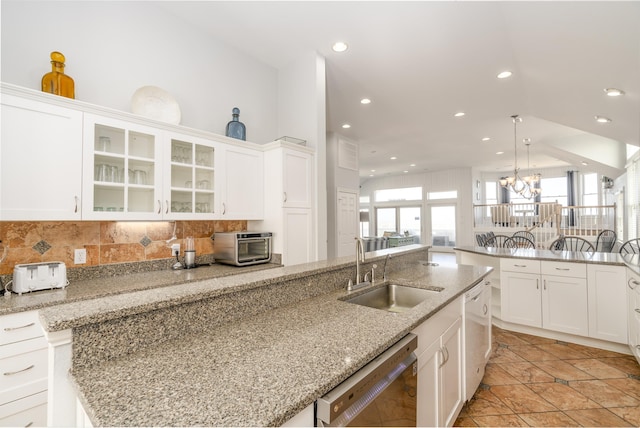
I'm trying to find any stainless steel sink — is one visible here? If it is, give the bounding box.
[344,284,443,313]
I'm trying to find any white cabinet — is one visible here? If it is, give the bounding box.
[0,311,48,428]
[464,281,492,401]
[83,114,164,220]
[219,145,263,219]
[501,260,542,327]
[263,143,315,265]
[0,93,82,220]
[164,132,218,219]
[627,270,640,364]
[413,296,463,427]
[501,259,588,336]
[587,264,628,344]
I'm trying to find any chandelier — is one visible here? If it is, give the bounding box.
[499,115,541,199]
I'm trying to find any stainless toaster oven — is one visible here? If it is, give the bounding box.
[214,232,273,266]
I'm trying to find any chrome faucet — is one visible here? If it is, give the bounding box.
[348,237,367,292]
[383,254,391,281]
[355,237,365,284]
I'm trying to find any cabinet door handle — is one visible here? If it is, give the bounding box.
[630,279,640,289]
[536,279,539,290]
[222,203,226,215]
[4,364,34,376]
[635,308,640,314]
[483,303,488,315]
[157,200,162,214]
[4,322,35,332]
[25,422,34,428]
[283,192,288,203]
[543,279,547,290]
[514,264,527,268]
[74,195,79,213]
[165,200,169,214]
[555,267,570,271]
[438,348,446,368]
[444,346,450,365]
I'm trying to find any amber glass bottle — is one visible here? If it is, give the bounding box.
[41,51,75,99]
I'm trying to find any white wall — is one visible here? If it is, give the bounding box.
[359,168,474,247]
[1,1,278,144]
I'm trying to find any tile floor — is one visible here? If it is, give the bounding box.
[454,326,640,427]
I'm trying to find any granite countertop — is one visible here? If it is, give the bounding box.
[455,245,640,274]
[67,261,492,427]
[0,262,280,316]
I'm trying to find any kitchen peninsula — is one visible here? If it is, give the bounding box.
[455,246,640,363]
[32,245,491,427]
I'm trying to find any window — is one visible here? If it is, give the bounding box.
[375,187,421,202]
[539,176,567,206]
[375,206,421,240]
[428,190,457,200]
[485,181,497,216]
[582,173,599,206]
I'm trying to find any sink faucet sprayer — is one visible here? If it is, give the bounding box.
[348,237,367,292]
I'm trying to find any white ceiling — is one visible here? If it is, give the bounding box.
[158,1,640,180]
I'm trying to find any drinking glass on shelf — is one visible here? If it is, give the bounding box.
[96,136,111,152]
[110,165,120,183]
[197,180,210,189]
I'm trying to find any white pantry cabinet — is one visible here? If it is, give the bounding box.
[0,311,48,428]
[413,296,464,427]
[0,93,83,220]
[587,264,627,344]
[262,142,315,265]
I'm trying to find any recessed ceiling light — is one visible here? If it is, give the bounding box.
[581,161,589,166]
[332,42,348,52]
[403,170,409,173]
[482,137,491,142]
[410,164,416,167]
[497,71,512,79]
[370,169,376,172]
[604,88,625,97]
[496,151,504,155]
[522,138,531,143]
[342,123,351,129]
[454,112,465,117]
[360,98,371,104]
[390,156,397,160]
[595,115,612,123]
[369,174,374,177]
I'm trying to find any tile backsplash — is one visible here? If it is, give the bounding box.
[0,220,247,275]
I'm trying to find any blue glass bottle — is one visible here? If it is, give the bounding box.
[225,107,246,141]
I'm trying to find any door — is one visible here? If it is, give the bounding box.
[416,338,440,428]
[283,208,313,266]
[1,94,83,220]
[221,146,263,219]
[440,317,463,427]
[587,265,627,343]
[430,205,456,251]
[542,275,588,336]
[283,149,312,208]
[337,188,358,257]
[502,272,542,327]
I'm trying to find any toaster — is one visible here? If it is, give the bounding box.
[12,261,67,295]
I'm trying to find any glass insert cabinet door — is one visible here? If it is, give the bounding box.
[83,114,162,220]
[167,134,216,218]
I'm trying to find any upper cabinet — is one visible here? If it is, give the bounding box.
[1,93,83,220]
[83,114,163,220]
[282,149,313,208]
[1,83,266,222]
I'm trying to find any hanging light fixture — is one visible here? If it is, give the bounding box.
[499,115,541,199]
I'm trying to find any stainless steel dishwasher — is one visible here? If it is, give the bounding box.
[316,333,418,427]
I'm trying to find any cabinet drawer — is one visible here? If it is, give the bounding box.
[0,343,47,404]
[0,390,47,426]
[0,311,44,346]
[542,262,586,278]
[500,259,540,274]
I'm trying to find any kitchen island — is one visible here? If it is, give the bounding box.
[37,245,492,426]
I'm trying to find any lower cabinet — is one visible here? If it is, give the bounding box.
[501,260,589,337]
[0,311,47,428]
[413,296,463,427]
[628,269,640,363]
[588,264,628,344]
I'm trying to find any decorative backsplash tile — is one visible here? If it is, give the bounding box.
[0,220,247,275]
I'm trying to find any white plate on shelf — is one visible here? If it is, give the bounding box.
[131,86,181,124]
